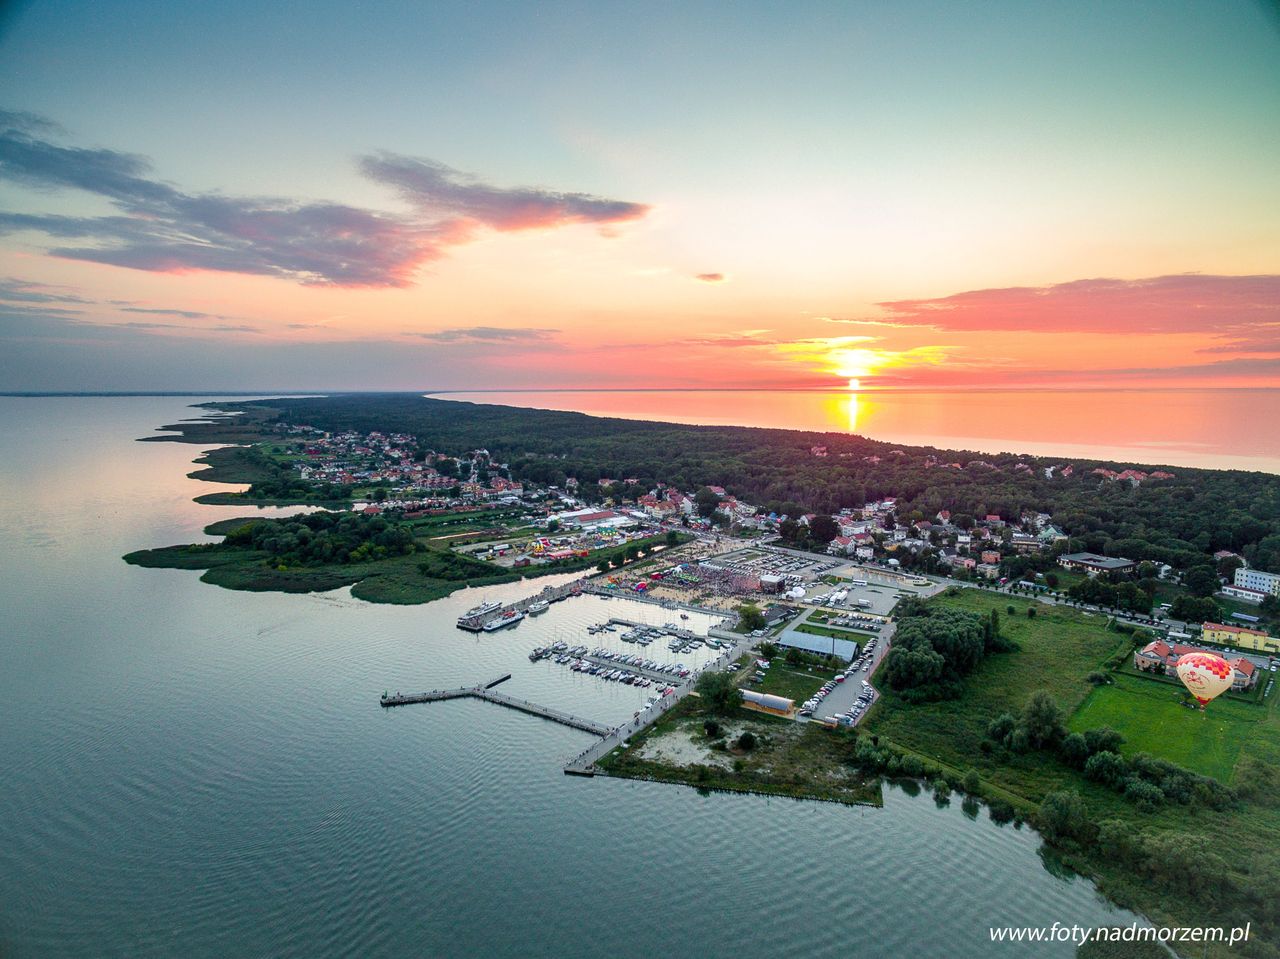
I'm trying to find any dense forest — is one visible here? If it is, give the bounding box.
[221,393,1280,573]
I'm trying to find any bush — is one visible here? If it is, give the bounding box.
[986,713,1016,745]
[1083,726,1124,755]
[703,719,720,738]
[1086,671,1109,685]
[1026,607,1036,618]
[737,731,756,751]
[1060,732,1089,768]
[1084,750,1128,788]
[962,769,980,794]
[1038,790,1093,844]
[1123,777,1165,812]
[987,799,1015,825]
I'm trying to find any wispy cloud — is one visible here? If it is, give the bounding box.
[0,109,650,289]
[0,276,91,305]
[120,306,220,320]
[410,326,560,343]
[694,272,726,283]
[361,153,649,231]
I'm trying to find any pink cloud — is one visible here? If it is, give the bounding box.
[875,274,1280,341]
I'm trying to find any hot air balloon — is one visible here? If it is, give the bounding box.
[1175,651,1233,708]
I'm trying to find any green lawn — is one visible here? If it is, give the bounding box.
[1069,674,1259,782]
[755,663,834,703]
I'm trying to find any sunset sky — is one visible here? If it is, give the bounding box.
[1,0,1278,392]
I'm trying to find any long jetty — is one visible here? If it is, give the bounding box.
[379,673,610,736]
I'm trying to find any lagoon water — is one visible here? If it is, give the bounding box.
[0,396,1144,957]
[438,388,1280,474]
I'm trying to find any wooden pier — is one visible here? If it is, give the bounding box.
[379,673,610,736]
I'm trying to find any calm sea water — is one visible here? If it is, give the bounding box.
[0,397,1144,957]
[437,389,1280,473]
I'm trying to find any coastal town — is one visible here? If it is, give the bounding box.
[120,399,1280,955]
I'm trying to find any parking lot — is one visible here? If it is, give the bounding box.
[795,628,892,726]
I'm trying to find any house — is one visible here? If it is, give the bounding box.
[976,563,1001,580]
[1134,640,1259,691]
[855,545,874,560]
[828,535,855,556]
[980,550,1001,565]
[1009,533,1043,554]
[1058,552,1136,576]
[1201,622,1280,655]
[936,509,951,524]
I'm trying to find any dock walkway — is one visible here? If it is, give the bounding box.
[578,653,688,686]
[379,673,609,736]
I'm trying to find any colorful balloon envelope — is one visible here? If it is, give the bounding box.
[1175,652,1233,707]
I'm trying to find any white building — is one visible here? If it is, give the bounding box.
[1234,567,1280,598]
[1222,584,1268,605]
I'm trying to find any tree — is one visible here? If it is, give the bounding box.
[1083,727,1124,755]
[737,603,766,632]
[1216,554,1244,579]
[665,530,679,546]
[694,486,722,518]
[1169,594,1219,623]
[1044,571,1059,588]
[1084,750,1128,788]
[737,731,756,751]
[808,514,839,544]
[1018,690,1067,750]
[1183,566,1219,598]
[987,713,1016,745]
[1060,732,1090,768]
[695,671,743,715]
[962,769,980,794]
[1038,789,1092,844]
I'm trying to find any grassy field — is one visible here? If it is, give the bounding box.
[754,662,835,703]
[1114,657,1265,704]
[869,590,1129,772]
[1069,674,1261,782]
